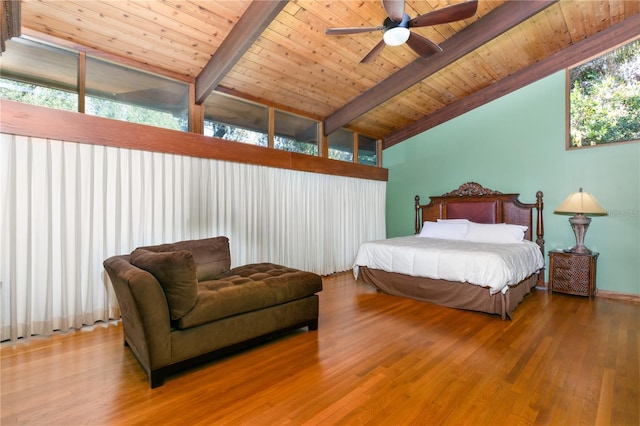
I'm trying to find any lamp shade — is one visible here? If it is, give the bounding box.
[554,188,608,215]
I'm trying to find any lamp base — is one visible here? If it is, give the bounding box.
[568,213,592,254]
[566,245,592,254]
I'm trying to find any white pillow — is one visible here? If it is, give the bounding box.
[464,222,528,244]
[419,221,468,240]
[437,218,470,224]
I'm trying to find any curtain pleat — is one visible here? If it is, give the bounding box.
[0,134,386,342]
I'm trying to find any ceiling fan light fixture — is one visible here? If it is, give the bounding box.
[383,26,410,46]
[327,2,479,62]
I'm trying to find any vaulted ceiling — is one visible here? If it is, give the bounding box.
[16,0,640,148]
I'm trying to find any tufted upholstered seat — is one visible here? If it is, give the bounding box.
[104,237,322,387]
[176,263,323,329]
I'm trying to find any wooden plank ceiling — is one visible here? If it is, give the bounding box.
[17,0,640,148]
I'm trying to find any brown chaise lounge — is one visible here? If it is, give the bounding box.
[103,236,322,388]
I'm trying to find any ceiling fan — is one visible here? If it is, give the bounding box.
[325,0,479,63]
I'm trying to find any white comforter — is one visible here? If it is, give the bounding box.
[353,236,544,295]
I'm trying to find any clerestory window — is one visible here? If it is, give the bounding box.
[1,37,189,131]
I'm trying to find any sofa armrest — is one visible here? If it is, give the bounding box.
[104,255,172,371]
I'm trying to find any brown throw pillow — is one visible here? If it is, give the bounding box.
[137,236,231,281]
[130,248,198,320]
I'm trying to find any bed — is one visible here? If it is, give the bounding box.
[353,182,545,319]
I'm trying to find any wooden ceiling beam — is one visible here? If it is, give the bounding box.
[382,13,640,148]
[195,0,288,104]
[323,0,558,136]
[1,0,21,53]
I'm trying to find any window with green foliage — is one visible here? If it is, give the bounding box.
[358,134,377,166]
[3,36,381,166]
[203,91,268,146]
[203,91,320,156]
[0,37,78,111]
[85,57,189,131]
[568,37,640,148]
[1,37,189,132]
[328,128,354,162]
[274,110,318,155]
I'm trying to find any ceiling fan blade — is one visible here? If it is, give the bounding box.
[325,26,385,36]
[360,39,387,64]
[409,0,478,28]
[406,32,442,58]
[381,0,405,22]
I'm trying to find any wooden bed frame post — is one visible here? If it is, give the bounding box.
[536,191,544,253]
[536,190,545,288]
[415,195,421,234]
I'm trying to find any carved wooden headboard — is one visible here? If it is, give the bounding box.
[415,182,544,252]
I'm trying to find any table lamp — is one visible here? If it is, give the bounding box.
[554,188,607,254]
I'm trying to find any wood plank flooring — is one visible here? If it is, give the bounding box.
[2,273,639,425]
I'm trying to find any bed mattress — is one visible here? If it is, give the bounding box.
[353,236,544,295]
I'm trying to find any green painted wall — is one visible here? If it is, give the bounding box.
[383,71,640,295]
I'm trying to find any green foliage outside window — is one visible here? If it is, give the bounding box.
[86,96,187,131]
[1,78,188,131]
[569,38,640,148]
[204,121,268,146]
[328,147,353,162]
[275,136,318,155]
[1,79,77,111]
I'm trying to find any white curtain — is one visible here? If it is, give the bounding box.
[0,134,386,342]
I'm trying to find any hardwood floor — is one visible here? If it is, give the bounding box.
[2,273,639,425]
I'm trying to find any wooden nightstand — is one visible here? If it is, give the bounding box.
[548,250,598,298]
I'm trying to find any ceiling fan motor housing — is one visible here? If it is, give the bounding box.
[383,14,411,46]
